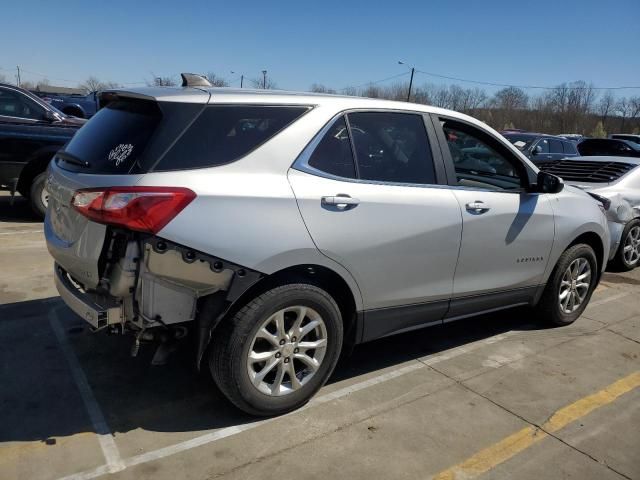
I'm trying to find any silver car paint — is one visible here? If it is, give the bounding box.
[46,86,610,329]
[559,156,640,259]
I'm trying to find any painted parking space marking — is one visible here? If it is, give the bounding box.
[49,309,125,474]
[55,330,517,480]
[432,371,640,480]
[587,291,630,307]
[0,229,44,236]
[52,289,626,480]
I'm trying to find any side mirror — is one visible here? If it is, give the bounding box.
[537,171,564,194]
[44,110,59,122]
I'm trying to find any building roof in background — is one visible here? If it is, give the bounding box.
[32,85,85,95]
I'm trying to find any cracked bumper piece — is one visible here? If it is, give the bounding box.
[54,264,122,329]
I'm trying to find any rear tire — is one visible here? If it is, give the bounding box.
[209,283,343,416]
[29,172,48,218]
[534,244,598,326]
[611,219,640,271]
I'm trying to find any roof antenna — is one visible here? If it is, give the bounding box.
[180,73,212,88]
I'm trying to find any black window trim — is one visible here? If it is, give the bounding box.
[149,103,315,173]
[431,113,537,193]
[292,108,448,188]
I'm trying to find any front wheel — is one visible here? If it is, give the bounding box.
[209,283,343,416]
[612,219,640,271]
[534,244,598,326]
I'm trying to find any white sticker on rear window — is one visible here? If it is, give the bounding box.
[108,144,134,167]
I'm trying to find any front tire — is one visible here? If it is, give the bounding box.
[209,283,343,416]
[612,219,640,271]
[29,172,49,218]
[535,244,598,326]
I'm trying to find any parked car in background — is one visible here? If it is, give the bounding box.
[558,134,585,143]
[32,91,100,119]
[0,83,85,216]
[577,138,640,158]
[502,132,579,165]
[541,157,640,271]
[609,134,640,146]
[46,80,609,415]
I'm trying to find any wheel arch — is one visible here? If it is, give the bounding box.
[62,104,85,118]
[196,263,361,369]
[16,149,57,197]
[566,231,606,282]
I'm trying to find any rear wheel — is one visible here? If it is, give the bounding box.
[29,172,49,218]
[209,283,343,416]
[612,219,640,271]
[534,244,598,326]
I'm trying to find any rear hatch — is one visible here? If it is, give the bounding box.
[45,95,201,288]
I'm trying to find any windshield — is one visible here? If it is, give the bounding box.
[503,134,536,150]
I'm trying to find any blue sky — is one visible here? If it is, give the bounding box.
[2,0,639,96]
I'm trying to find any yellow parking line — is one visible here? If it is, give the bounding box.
[433,371,640,480]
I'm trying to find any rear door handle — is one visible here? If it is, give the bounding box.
[465,201,490,213]
[321,195,360,209]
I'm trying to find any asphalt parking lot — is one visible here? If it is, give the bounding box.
[1,191,639,480]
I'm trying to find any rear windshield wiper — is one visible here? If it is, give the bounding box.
[56,151,91,168]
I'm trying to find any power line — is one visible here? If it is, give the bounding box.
[337,71,410,92]
[414,69,640,91]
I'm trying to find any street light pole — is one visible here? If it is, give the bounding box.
[262,70,267,89]
[240,75,244,88]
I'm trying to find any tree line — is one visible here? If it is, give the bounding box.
[4,71,638,137]
[311,80,640,137]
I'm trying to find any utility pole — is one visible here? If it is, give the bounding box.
[240,75,244,88]
[262,70,267,89]
[16,65,21,87]
[398,61,415,102]
[407,67,415,102]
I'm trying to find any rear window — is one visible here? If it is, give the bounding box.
[153,105,309,171]
[58,100,161,173]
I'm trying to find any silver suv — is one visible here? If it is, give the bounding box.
[46,80,610,415]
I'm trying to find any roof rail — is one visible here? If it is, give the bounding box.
[180,73,212,88]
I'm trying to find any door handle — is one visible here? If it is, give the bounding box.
[321,195,360,209]
[465,201,490,213]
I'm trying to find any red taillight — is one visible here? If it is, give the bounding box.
[71,186,196,234]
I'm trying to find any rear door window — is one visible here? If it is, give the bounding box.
[307,116,356,178]
[58,99,161,173]
[347,112,436,184]
[154,105,309,171]
[562,141,577,154]
[549,139,563,154]
[535,139,550,154]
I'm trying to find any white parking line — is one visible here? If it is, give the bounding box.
[0,229,44,236]
[49,309,125,475]
[55,329,516,480]
[587,291,630,307]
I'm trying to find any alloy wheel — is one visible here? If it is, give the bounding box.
[558,257,591,314]
[622,225,640,266]
[247,306,328,396]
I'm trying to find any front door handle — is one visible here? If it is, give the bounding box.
[465,201,490,213]
[321,195,360,209]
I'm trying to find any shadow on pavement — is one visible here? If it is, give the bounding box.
[0,194,41,223]
[0,296,546,444]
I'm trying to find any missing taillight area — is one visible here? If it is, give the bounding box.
[71,186,196,234]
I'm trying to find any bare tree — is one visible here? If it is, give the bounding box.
[310,83,337,94]
[151,76,177,87]
[616,97,633,131]
[0,73,6,83]
[597,91,615,129]
[79,76,121,93]
[205,72,229,87]
[493,87,529,110]
[250,76,277,89]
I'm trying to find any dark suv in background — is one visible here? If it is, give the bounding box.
[0,83,85,216]
[502,132,579,165]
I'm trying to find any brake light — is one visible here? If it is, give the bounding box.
[71,186,196,234]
